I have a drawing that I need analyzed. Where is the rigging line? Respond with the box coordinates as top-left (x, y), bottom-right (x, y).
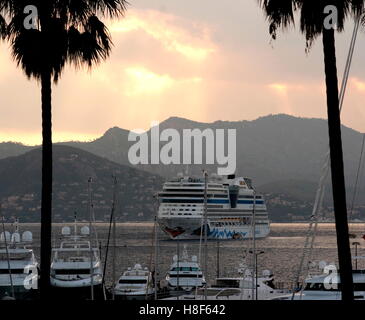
top-left (101, 199), bottom-right (113, 288)
top-left (239, 203), bottom-right (254, 300)
top-left (1, 215), bottom-right (14, 299)
top-left (146, 213), bottom-right (156, 300)
top-left (88, 178), bottom-right (95, 301)
top-left (299, 183), bottom-right (327, 299)
top-left (349, 134), bottom-right (365, 224)
top-left (195, 182), bottom-right (206, 299)
top-left (239, 210), bottom-right (254, 300)
top-left (292, 14), bottom-right (361, 300)
top-left (101, 177), bottom-right (117, 293)
top-left (153, 215), bottom-right (159, 300)
top-left (339, 17), bottom-right (360, 112)
top-left (355, 144), bottom-right (365, 197)
top-left (203, 171), bottom-right (208, 300)
top-left (90, 185), bottom-right (99, 246)
top-left (356, 145), bottom-right (365, 237)
top-left (240, 192), bottom-right (257, 300)
top-left (111, 176), bottom-right (117, 301)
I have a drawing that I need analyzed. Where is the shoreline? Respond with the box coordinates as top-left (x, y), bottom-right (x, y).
top-left (7, 221), bottom-right (365, 227)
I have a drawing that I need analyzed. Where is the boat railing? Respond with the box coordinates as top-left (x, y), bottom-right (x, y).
top-left (274, 281), bottom-right (297, 291)
top-left (195, 287), bottom-right (241, 298)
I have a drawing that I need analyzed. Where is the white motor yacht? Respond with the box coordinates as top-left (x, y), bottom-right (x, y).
top-left (0, 223), bottom-right (38, 300)
top-left (166, 245), bottom-right (205, 293)
top-left (50, 224), bottom-right (103, 299)
top-left (114, 264), bottom-right (155, 300)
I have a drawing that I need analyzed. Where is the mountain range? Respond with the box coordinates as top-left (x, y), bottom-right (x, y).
top-left (1, 114), bottom-right (365, 222)
top-left (0, 145), bottom-right (164, 222)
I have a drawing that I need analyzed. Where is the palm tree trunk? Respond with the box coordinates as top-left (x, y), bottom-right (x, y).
top-left (322, 28), bottom-right (353, 301)
top-left (39, 69), bottom-right (52, 299)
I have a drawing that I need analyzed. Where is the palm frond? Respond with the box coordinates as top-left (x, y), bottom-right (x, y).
top-left (68, 18), bottom-right (111, 69)
top-left (4, 0), bottom-right (128, 81)
top-left (257, 0), bottom-right (296, 40)
top-left (259, 0), bottom-right (365, 49)
top-left (87, 0), bottom-right (129, 17)
top-left (0, 13), bottom-right (6, 39)
top-left (11, 28), bottom-right (43, 79)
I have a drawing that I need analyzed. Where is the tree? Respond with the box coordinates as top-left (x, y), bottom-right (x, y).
top-left (257, 0), bottom-right (364, 301)
top-left (0, 0), bottom-right (128, 299)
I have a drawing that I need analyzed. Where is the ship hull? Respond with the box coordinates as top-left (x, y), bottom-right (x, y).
top-left (158, 217), bottom-right (270, 240)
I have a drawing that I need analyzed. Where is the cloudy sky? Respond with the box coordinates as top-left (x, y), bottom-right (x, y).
top-left (1, 0), bottom-right (365, 145)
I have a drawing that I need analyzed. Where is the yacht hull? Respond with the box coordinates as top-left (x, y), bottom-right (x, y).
top-left (114, 292), bottom-right (155, 301)
top-left (50, 283), bottom-right (104, 300)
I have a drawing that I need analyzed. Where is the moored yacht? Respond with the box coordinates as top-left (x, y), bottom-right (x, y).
top-left (163, 265), bottom-right (290, 300)
top-left (166, 245), bottom-right (205, 293)
top-left (114, 264), bottom-right (155, 300)
top-left (272, 262), bottom-right (365, 300)
top-left (50, 223), bottom-right (103, 300)
top-left (0, 223), bottom-right (38, 300)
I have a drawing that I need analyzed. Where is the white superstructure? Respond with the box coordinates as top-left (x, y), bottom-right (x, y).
top-left (157, 174), bottom-right (270, 240)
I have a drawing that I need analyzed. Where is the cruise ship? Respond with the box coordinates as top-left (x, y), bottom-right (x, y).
top-left (157, 174), bottom-right (270, 240)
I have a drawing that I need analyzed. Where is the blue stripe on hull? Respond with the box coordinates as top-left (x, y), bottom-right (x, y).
top-left (161, 199), bottom-right (265, 204)
top-left (209, 228), bottom-right (248, 239)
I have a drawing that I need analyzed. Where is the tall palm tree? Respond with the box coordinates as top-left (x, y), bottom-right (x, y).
top-left (257, 0), bottom-right (364, 301)
top-left (0, 0), bottom-right (128, 299)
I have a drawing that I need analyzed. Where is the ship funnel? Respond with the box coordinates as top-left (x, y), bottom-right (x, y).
top-left (229, 185), bottom-right (239, 208)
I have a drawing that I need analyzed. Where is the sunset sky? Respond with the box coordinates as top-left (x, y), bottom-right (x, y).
top-left (1, 0), bottom-right (365, 145)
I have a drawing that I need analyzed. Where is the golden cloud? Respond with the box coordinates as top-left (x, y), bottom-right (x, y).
top-left (108, 9), bottom-right (216, 61)
top-left (352, 78), bottom-right (365, 92)
top-left (268, 83), bottom-right (288, 95)
top-left (124, 66), bottom-right (202, 96)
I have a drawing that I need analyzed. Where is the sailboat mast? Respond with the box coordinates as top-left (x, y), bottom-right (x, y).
top-left (1, 213), bottom-right (14, 299)
top-left (154, 214), bottom-right (158, 300)
top-left (203, 171), bottom-right (208, 300)
top-left (177, 240), bottom-right (180, 300)
top-left (88, 178), bottom-right (94, 301)
top-left (101, 176), bottom-right (117, 298)
top-left (216, 240), bottom-right (220, 278)
top-left (112, 176), bottom-right (117, 301)
top-left (251, 188), bottom-right (256, 300)
top-left (74, 211), bottom-right (77, 236)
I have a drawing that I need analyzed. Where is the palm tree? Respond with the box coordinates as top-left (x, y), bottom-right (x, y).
top-left (257, 0), bottom-right (364, 301)
top-left (0, 0), bottom-right (128, 299)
